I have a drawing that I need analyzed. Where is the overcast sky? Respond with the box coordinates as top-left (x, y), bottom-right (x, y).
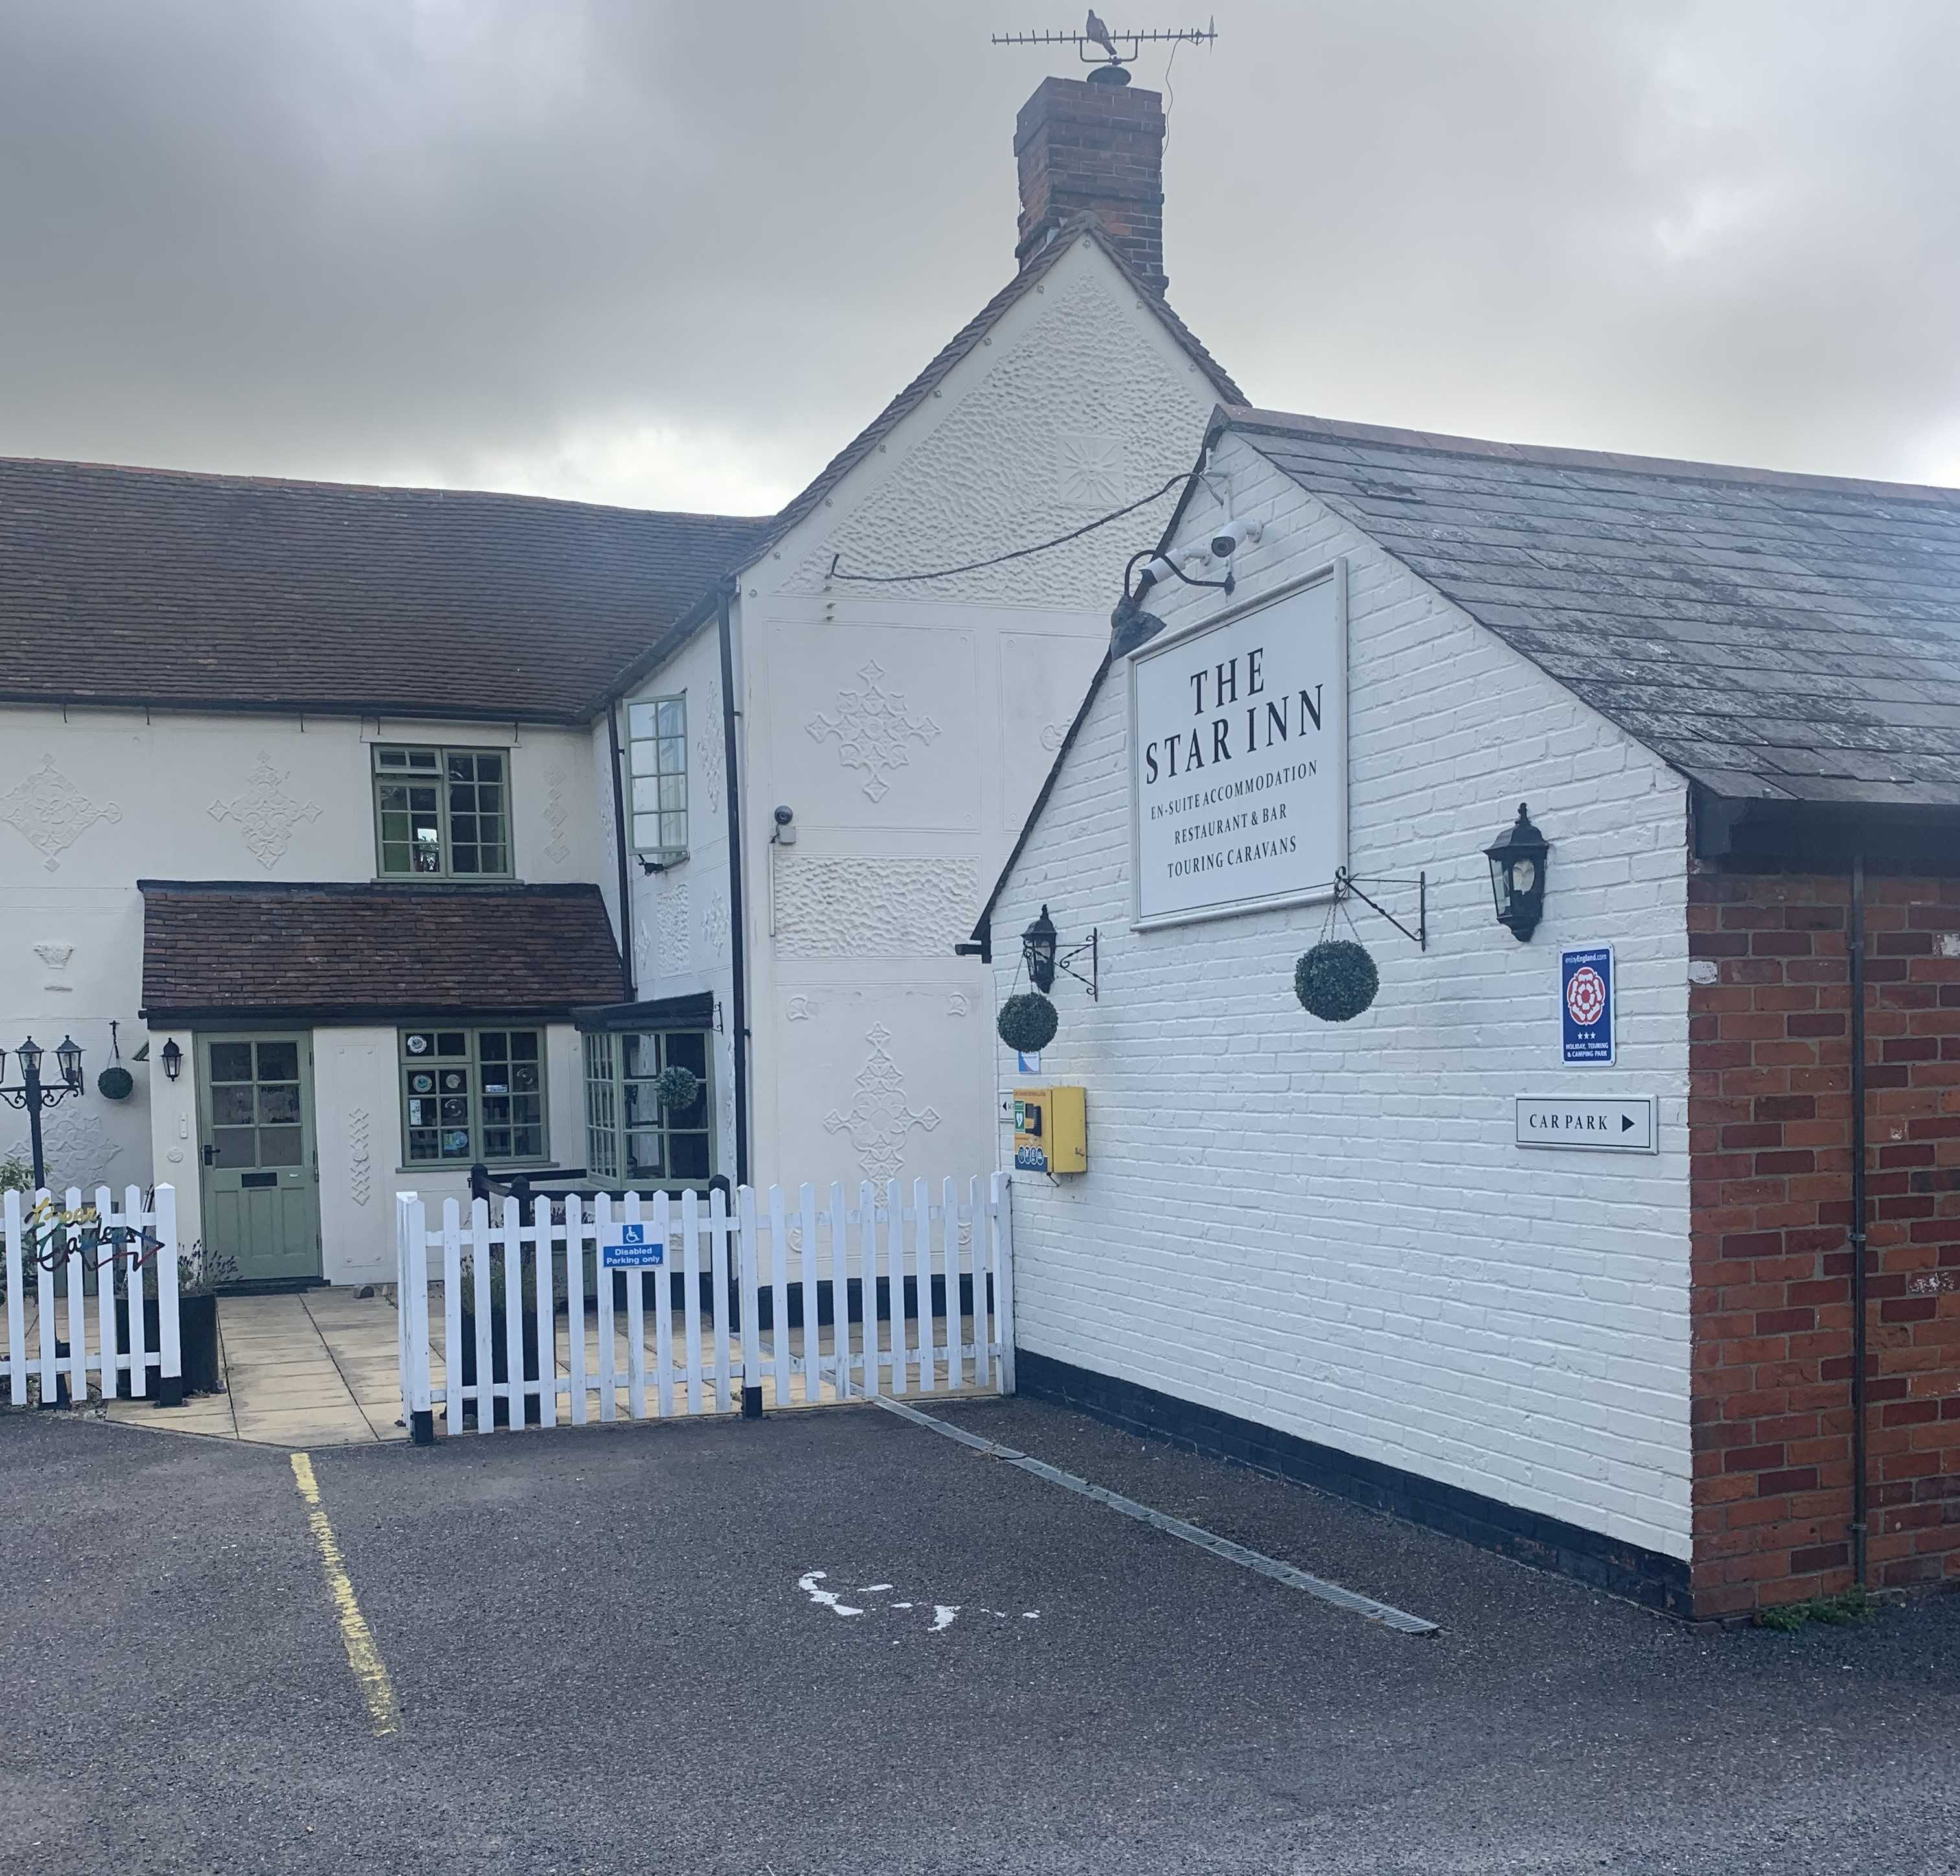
top-left (4, 1), bottom-right (1958, 514)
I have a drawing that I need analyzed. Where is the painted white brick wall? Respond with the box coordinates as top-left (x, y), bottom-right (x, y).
top-left (990, 434), bottom-right (1695, 1560)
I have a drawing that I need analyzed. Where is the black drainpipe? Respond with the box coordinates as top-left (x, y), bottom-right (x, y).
top-left (718, 578), bottom-right (750, 1188)
top-left (605, 699), bottom-right (636, 998)
top-left (1849, 852), bottom-right (1870, 1585)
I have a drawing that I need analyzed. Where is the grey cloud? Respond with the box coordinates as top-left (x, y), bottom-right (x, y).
top-left (1, 0), bottom-right (1957, 510)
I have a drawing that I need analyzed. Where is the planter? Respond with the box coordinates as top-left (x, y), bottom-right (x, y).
top-left (458, 1306), bottom-right (544, 1427)
top-left (111, 1292), bottom-right (221, 1398)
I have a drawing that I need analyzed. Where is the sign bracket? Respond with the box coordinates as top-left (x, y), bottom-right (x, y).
top-left (1333, 869), bottom-right (1426, 952)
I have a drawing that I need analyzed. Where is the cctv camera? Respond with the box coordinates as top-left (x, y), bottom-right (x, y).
top-left (1135, 554), bottom-right (1178, 592)
top-left (1209, 516), bottom-right (1263, 557)
top-left (773, 804), bottom-right (794, 826)
top-left (771, 803), bottom-right (798, 847)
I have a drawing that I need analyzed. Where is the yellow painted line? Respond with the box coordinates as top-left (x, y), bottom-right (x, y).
top-left (288, 1452), bottom-right (401, 1737)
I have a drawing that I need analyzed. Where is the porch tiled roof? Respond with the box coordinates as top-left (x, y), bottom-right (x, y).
top-left (138, 880), bottom-right (625, 1022)
top-left (0, 458), bottom-right (770, 723)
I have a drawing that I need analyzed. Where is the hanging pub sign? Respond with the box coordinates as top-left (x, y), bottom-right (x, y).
top-left (1128, 565), bottom-right (1348, 929)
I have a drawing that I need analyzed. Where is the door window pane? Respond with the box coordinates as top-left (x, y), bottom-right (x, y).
top-left (209, 1042), bottom-right (253, 1083)
top-left (213, 1085), bottom-right (255, 1127)
top-left (257, 1041), bottom-right (299, 1081)
top-left (258, 1084), bottom-right (301, 1125)
top-left (211, 1127), bottom-right (256, 1168)
top-left (257, 1127), bottom-right (304, 1167)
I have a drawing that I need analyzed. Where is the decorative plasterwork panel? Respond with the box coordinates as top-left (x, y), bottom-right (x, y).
top-left (822, 1023), bottom-right (942, 1184)
top-left (1055, 432), bottom-right (1125, 507)
top-left (805, 662), bottom-right (942, 804)
top-left (208, 753), bottom-right (321, 869)
top-left (653, 882), bottom-right (692, 975)
top-left (695, 677), bottom-right (726, 821)
top-left (701, 894), bottom-right (730, 963)
top-left (347, 1108), bottom-right (373, 1206)
top-left (9, 1106), bottom-right (121, 1192)
top-left (775, 858), bottom-right (980, 959)
top-left (543, 764), bottom-right (572, 863)
top-left (1, 757), bottom-right (122, 872)
top-left (1040, 722), bottom-right (1068, 753)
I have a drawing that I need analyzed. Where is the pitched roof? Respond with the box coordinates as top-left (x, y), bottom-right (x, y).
top-left (0, 457), bottom-right (770, 724)
top-left (600, 217), bottom-right (1242, 709)
top-left (752, 215), bottom-right (1242, 567)
top-left (1227, 407), bottom-right (1960, 809)
top-left (137, 880), bottom-right (625, 1022)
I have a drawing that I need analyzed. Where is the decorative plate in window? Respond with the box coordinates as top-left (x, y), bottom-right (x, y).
top-left (407, 1035), bottom-right (430, 1054)
top-left (411, 1072), bottom-right (434, 1094)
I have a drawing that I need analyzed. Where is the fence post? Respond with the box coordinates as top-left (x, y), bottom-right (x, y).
top-left (3, 1189), bottom-right (23, 1407)
top-left (738, 1186), bottom-right (762, 1418)
top-left (991, 1171), bottom-right (1016, 1398)
top-left (405, 1195), bottom-right (434, 1444)
top-left (154, 1185), bottom-right (182, 1408)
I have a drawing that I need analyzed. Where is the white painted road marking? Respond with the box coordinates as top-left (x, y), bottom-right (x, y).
top-left (874, 1396), bottom-right (1441, 1637)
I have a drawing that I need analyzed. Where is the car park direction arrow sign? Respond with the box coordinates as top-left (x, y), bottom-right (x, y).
top-left (1515, 1096), bottom-right (1657, 1153)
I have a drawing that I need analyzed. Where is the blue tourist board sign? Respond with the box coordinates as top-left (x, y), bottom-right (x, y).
top-left (1560, 946), bottom-right (1615, 1065)
top-left (600, 1221), bottom-right (664, 1269)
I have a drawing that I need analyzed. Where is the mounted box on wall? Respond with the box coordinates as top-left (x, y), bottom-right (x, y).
top-left (1013, 1085), bottom-right (1086, 1175)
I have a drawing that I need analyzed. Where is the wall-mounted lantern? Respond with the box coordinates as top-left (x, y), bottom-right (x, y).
top-left (1019, 904), bottom-right (1098, 1002)
top-left (159, 1038), bottom-right (183, 1082)
top-left (1022, 906), bottom-right (1059, 992)
top-left (1485, 803), bottom-right (1550, 942)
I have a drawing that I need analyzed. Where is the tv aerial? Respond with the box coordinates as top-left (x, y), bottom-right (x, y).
top-left (992, 11), bottom-right (1217, 86)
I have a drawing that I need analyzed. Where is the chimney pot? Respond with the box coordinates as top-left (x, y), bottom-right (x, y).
top-left (1014, 76), bottom-right (1168, 296)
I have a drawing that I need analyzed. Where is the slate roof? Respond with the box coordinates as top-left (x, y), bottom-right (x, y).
top-left (0, 458), bottom-right (771, 723)
top-left (138, 880), bottom-right (625, 1021)
top-left (1226, 407), bottom-right (1960, 808)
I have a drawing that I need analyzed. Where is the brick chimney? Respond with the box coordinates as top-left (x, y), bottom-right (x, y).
top-left (1014, 76), bottom-right (1167, 296)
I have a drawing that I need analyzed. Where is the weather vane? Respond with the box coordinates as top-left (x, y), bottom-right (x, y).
top-left (992, 12), bottom-right (1217, 86)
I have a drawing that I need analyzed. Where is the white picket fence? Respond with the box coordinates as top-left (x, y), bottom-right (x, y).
top-left (3, 1185), bottom-right (182, 1407)
top-left (395, 1174), bottom-right (1014, 1438)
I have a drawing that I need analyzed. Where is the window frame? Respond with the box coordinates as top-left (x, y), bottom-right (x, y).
top-left (398, 1026), bottom-right (549, 1169)
top-left (372, 743), bottom-right (514, 880)
top-left (626, 694), bottom-right (689, 863)
top-left (582, 1027), bottom-right (715, 1191)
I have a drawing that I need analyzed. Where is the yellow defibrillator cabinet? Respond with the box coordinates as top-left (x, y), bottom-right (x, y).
top-left (1012, 1086), bottom-right (1086, 1175)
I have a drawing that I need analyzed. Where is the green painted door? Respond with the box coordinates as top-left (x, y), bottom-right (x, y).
top-left (198, 1034), bottom-right (321, 1284)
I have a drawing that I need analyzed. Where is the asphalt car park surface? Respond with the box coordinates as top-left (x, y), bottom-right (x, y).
top-left (5, 1395), bottom-right (1960, 1875)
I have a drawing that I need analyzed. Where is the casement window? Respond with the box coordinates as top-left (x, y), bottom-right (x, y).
top-left (401, 1027), bottom-right (546, 1164)
top-left (627, 696), bottom-right (688, 861)
top-left (374, 745), bottom-right (511, 878)
top-left (582, 1029), bottom-right (712, 1187)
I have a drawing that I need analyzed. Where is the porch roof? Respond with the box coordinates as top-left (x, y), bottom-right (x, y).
top-left (137, 880), bottom-right (626, 1024)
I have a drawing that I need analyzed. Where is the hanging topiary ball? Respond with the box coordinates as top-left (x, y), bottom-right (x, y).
top-left (96, 1066), bottom-right (134, 1101)
top-left (996, 991), bottom-right (1058, 1055)
top-left (1294, 939), bottom-right (1379, 1023)
top-left (653, 1064), bottom-right (700, 1112)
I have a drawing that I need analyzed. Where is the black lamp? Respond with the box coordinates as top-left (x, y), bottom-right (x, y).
top-left (54, 1035), bottom-right (84, 1091)
top-left (1022, 906), bottom-right (1059, 992)
top-left (1486, 803), bottom-right (1550, 942)
top-left (15, 1036), bottom-right (41, 1081)
top-left (159, 1038), bottom-right (183, 1082)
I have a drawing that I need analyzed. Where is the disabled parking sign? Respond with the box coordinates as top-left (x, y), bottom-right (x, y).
top-left (1561, 946), bottom-right (1615, 1065)
top-left (600, 1221), bottom-right (664, 1269)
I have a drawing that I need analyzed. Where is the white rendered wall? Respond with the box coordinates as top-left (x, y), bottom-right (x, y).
top-left (734, 237), bottom-right (1225, 1200)
top-left (989, 434), bottom-right (1695, 1560)
top-left (0, 705), bottom-right (600, 1268)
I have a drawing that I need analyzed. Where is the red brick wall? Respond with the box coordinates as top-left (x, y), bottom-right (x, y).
top-left (1688, 869), bottom-right (1960, 1617)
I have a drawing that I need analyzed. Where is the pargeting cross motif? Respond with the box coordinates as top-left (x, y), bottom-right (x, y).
top-left (0, 757), bottom-right (122, 872)
top-left (822, 1023), bottom-right (940, 1183)
top-left (208, 753), bottom-right (322, 869)
top-left (805, 662), bottom-right (940, 803)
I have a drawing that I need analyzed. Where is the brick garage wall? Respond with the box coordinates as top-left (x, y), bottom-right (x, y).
top-left (1688, 869), bottom-right (1960, 1616)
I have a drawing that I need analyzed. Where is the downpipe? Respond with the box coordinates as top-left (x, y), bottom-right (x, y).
top-left (1849, 852), bottom-right (1870, 1586)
